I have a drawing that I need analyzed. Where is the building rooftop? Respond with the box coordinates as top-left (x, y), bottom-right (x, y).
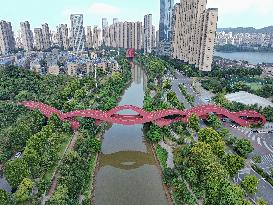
top-left (226, 91), bottom-right (273, 108)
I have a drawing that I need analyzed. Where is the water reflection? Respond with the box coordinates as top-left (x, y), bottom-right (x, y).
top-left (100, 148), bottom-right (155, 170)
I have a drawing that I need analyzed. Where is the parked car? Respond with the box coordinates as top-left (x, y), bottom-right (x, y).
top-left (15, 152), bottom-right (22, 158)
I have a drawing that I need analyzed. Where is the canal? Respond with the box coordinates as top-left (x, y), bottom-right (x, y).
top-left (94, 64), bottom-right (169, 205)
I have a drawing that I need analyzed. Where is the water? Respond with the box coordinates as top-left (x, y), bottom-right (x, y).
top-left (214, 51), bottom-right (273, 64)
top-left (94, 64), bottom-right (168, 205)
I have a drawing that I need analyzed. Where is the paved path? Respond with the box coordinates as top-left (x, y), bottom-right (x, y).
top-left (159, 141), bottom-right (174, 169)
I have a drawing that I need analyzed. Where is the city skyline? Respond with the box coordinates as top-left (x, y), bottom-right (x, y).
top-left (1, 0), bottom-right (273, 32)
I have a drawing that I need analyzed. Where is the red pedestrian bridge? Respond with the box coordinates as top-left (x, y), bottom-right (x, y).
top-left (20, 101), bottom-right (267, 130)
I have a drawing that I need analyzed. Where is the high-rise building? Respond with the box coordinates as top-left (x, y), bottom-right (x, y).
top-left (20, 21), bottom-right (33, 51)
top-left (93, 26), bottom-right (102, 49)
top-left (102, 18), bottom-right (108, 28)
top-left (113, 18), bottom-right (119, 25)
top-left (0, 20), bottom-right (15, 55)
top-left (15, 30), bottom-right (23, 49)
top-left (102, 18), bottom-right (108, 45)
top-left (56, 24), bottom-right (69, 50)
top-left (70, 14), bottom-right (85, 53)
top-left (151, 25), bottom-right (156, 48)
top-left (34, 28), bottom-right (44, 51)
top-left (42, 23), bottom-right (51, 50)
top-left (171, 1), bottom-right (218, 71)
top-left (144, 14), bottom-right (152, 54)
top-left (159, 0), bottom-right (174, 42)
top-left (156, 30), bottom-right (160, 47)
top-left (86, 26), bottom-right (93, 49)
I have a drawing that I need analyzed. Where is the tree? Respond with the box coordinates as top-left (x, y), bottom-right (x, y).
top-left (222, 154), bottom-right (245, 176)
top-left (188, 114), bottom-right (200, 132)
top-left (234, 139), bottom-right (254, 158)
top-left (0, 189), bottom-right (9, 205)
top-left (198, 127), bottom-right (225, 157)
top-left (240, 175), bottom-right (259, 195)
top-left (207, 114), bottom-right (222, 129)
top-left (48, 185), bottom-right (69, 205)
top-left (219, 182), bottom-right (247, 205)
top-left (4, 158), bottom-right (29, 189)
top-left (257, 198), bottom-right (268, 205)
top-left (146, 125), bottom-right (162, 143)
top-left (15, 178), bottom-right (34, 203)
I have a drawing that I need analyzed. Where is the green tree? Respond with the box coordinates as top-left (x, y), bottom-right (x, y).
top-left (240, 175), bottom-right (259, 195)
top-left (48, 185), bottom-right (69, 205)
top-left (0, 189), bottom-right (9, 205)
top-left (188, 114), bottom-right (200, 132)
top-left (222, 154), bottom-right (245, 176)
top-left (15, 178), bottom-right (34, 203)
top-left (207, 114), bottom-right (222, 129)
top-left (146, 125), bottom-right (162, 143)
top-left (234, 139), bottom-right (254, 158)
top-left (257, 198), bottom-right (268, 205)
top-left (4, 158), bottom-right (29, 189)
top-left (198, 127), bottom-right (225, 157)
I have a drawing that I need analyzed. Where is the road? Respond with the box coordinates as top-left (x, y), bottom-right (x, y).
top-left (171, 70), bottom-right (273, 204)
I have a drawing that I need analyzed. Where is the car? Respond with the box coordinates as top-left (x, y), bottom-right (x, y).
top-left (258, 130), bottom-right (268, 134)
top-left (268, 130), bottom-right (273, 133)
top-left (15, 152), bottom-right (22, 158)
top-left (251, 130), bottom-right (259, 133)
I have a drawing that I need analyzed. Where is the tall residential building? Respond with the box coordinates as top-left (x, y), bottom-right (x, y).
top-left (151, 25), bottom-right (156, 48)
top-left (86, 26), bottom-right (93, 49)
top-left (42, 23), bottom-right (51, 50)
top-left (159, 0), bottom-right (174, 42)
top-left (20, 21), bottom-right (33, 51)
top-left (102, 18), bottom-right (108, 28)
top-left (171, 1), bottom-right (218, 71)
top-left (144, 14), bottom-right (152, 54)
top-left (56, 24), bottom-right (69, 50)
top-left (102, 18), bottom-right (108, 45)
top-left (93, 26), bottom-right (102, 49)
top-left (34, 28), bottom-right (44, 51)
top-left (15, 30), bottom-right (23, 49)
top-left (156, 30), bottom-right (160, 47)
top-left (70, 14), bottom-right (85, 53)
top-left (0, 20), bottom-right (15, 55)
top-left (113, 18), bottom-right (119, 24)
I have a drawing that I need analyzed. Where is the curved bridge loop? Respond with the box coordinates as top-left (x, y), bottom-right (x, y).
top-left (19, 101), bottom-right (267, 130)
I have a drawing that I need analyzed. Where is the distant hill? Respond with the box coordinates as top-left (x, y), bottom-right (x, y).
top-left (217, 26), bottom-right (273, 34)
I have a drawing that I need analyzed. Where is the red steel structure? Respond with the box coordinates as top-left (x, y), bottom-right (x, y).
top-left (20, 101), bottom-right (267, 130)
top-left (126, 48), bottom-right (135, 58)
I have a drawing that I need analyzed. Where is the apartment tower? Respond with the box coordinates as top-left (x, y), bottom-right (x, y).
top-left (0, 20), bottom-right (15, 55)
top-left (42, 23), bottom-right (51, 50)
top-left (20, 21), bottom-right (33, 51)
top-left (56, 24), bottom-right (69, 50)
top-left (86, 26), bottom-right (93, 49)
top-left (34, 28), bottom-right (44, 50)
top-left (171, 0), bottom-right (218, 71)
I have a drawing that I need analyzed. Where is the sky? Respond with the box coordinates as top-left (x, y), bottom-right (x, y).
top-left (0, 0), bottom-right (273, 33)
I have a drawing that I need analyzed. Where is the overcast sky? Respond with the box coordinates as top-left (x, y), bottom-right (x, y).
top-left (0, 0), bottom-right (273, 32)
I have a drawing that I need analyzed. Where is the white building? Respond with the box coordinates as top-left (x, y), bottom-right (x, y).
top-left (70, 14), bottom-right (85, 53)
top-left (144, 14), bottom-right (153, 54)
